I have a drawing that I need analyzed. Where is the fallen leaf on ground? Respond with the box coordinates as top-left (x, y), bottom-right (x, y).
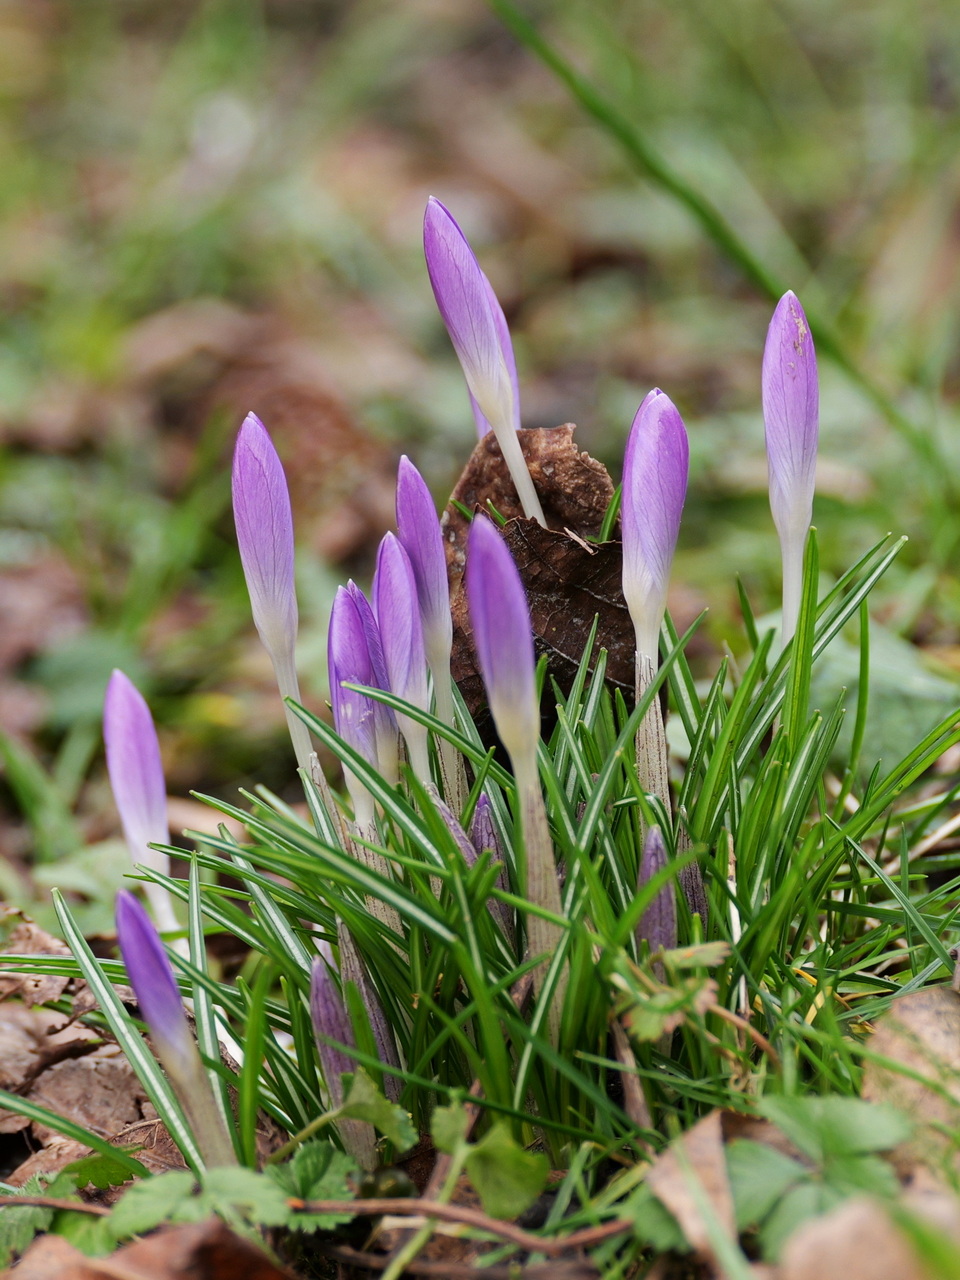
top-left (6, 1217), bottom-right (292, 1280)
top-left (646, 1109), bottom-right (736, 1265)
top-left (0, 916), bottom-right (72, 1008)
top-left (776, 1197), bottom-right (923, 1280)
top-left (862, 985), bottom-right (960, 1174)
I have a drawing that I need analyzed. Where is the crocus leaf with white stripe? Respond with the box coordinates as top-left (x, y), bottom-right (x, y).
top-left (423, 197), bottom-right (545, 525)
top-left (104, 670), bottom-right (180, 940)
top-left (762, 290), bottom-right (819, 645)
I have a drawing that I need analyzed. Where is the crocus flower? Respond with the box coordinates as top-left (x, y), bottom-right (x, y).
top-left (621, 389), bottom-right (689, 665)
top-left (116, 890), bottom-right (235, 1167)
top-left (636, 827), bottom-right (677, 964)
top-left (466, 516), bottom-right (564, 1033)
top-left (423, 197), bottom-right (545, 525)
top-left (762, 291), bottom-right (819, 645)
top-left (336, 921), bottom-right (401, 1102)
top-left (328, 586), bottom-right (380, 830)
top-left (232, 412), bottom-right (314, 775)
top-left (345, 581), bottom-right (399, 785)
top-left (311, 944), bottom-right (377, 1169)
top-left (104, 670), bottom-right (180, 942)
top-left (396, 456), bottom-right (465, 807)
top-left (374, 533), bottom-right (432, 783)
top-left (328, 588), bottom-right (402, 934)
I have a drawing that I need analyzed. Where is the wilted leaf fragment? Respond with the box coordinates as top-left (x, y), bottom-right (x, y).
top-left (778, 1196), bottom-right (925, 1280)
top-left (863, 986), bottom-right (960, 1170)
top-left (647, 1110), bottom-right (737, 1263)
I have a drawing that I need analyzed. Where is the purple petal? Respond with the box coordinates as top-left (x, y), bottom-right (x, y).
top-left (470, 794), bottom-right (501, 863)
top-left (396, 456), bottom-right (452, 671)
top-left (621, 389), bottom-right (689, 660)
top-left (423, 197), bottom-right (520, 438)
top-left (636, 827), bottom-right (676, 957)
top-left (104, 670), bottom-right (169, 864)
top-left (465, 516), bottom-right (538, 757)
top-left (328, 586), bottom-right (378, 767)
top-left (231, 413), bottom-right (298, 661)
top-left (762, 291), bottom-right (819, 541)
top-left (116, 890), bottom-right (191, 1061)
top-left (346, 581), bottom-right (398, 743)
top-left (373, 534), bottom-right (429, 715)
top-left (310, 947), bottom-right (357, 1109)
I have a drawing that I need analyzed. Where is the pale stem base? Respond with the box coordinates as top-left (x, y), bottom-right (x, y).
top-left (432, 670), bottom-right (467, 814)
top-left (779, 531), bottom-right (805, 650)
top-left (496, 426), bottom-right (546, 526)
top-left (634, 654), bottom-right (671, 827)
top-left (514, 753), bottom-right (566, 1043)
top-left (349, 817), bottom-right (403, 938)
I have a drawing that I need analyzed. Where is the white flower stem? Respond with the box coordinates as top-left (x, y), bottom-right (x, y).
top-left (495, 426), bottom-right (546, 526)
top-left (780, 530), bottom-right (805, 649)
top-left (634, 653), bottom-right (671, 829)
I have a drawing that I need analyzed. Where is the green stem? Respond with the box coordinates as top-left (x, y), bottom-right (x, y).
top-left (380, 1147), bottom-right (469, 1280)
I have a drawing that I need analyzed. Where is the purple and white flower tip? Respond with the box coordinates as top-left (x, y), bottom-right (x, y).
top-left (104, 671), bottom-right (179, 937)
top-left (345, 581), bottom-right (399, 783)
top-left (424, 199), bottom-right (545, 525)
top-left (231, 413), bottom-right (298, 667)
top-left (423, 197), bottom-right (520, 441)
top-left (104, 671), bottom-right (169, 868)
top-left (116, 890), bottom-right (192, 1067)
top-left (328, 586), bottom-right (379, 777)
top-left (621, 389), bottom-right (689, 664)
top-left (636, 826), bottom-right (676, 959)
top-left (762, 291), bottom-right (819, 643)
top-left (466, 516), bottom-right (539, 761)
top-left (374, 533), bottom-right (431, 781)
top-left (396, 456), bottom-right (452, 675)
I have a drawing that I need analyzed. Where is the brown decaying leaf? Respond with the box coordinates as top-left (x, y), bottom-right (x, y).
top-left (7, 1218), bottom-right (292, 1280)
top-left (646, 1109), bottom-right (736, 1264)
top-left (444, 425), bottom-right (633, 723)
top-left (0, 915), bottom-right (71, 1008)
top-left (862, 985), bottom-right (960, 1173)
top-left (777, 1196), bottom-right (925, 1280)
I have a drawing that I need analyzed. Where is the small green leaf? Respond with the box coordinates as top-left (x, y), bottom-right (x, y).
top-left (0, 1176), bottom-right (63, 1267)
top-left (64, 1150), bottom-right (140, 1191)
top-left (463, 1124), bottom-right (549, 1220)
top-left (624, 1184), bottom-right (687, 1252)
top-left (340, 1068), bottom-right (416, 1153)
top-left (726, 1140), bottom-right (806, 1230)
top-left (431, 1102), bottom-right (470, 1156)
top-left (51, 1210), bottom-right (115, 1257)
top-left (266, 1140), bottom-right (357, 1232)
top-left (192, 1167), bottom-right (290, 1229)
top-left (758, 1097), bottom-right (912, 1164)
top-left (758, 1181), bottom-right (843, 1261)
top-left (823, 1153), bottom-right (900, 1200)
top-left (108, 1171), bottom-right (196, 1241)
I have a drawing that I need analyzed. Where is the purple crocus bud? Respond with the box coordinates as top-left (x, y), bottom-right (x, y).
top-left (621, 389), bottom-right (689, 664)
top-left (374, 533), bottom-right (431, 782)
top-left (232, 413), bottom-right (297, 671)
top-left (423, 197), bottom-right (519, 441)
top-left (116, 890), bottom-right (235, 1166)
top-left (116, 889), bottom-right (191, 1068)
top-left (311, 945), bottom-right (377, 1169)
top-left (423, 198), bottom-right (545, 525)
top-left (636, 827), bottom-right (677, 961)
top-left (232, 412), bottom-right (316, 774)
top-left (465, 516), bottom-right (538, 762)
top-left (762, 292), bottom-right (819, 644)
top-left (328, 587), bottom-right (379, 825)
top-left (470, 794), bottom-right (501, 863)
top-left (104, 671), bottom-right (179, 938)
top-left (396, 457), bottom-right (452, 676)
top-left (345, 581), bottom-right (399, 784)
top-left (336, 922), bottom-right (401, 1102)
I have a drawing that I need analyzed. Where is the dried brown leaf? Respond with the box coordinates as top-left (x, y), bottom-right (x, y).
top-left (777, 1197), bottom-right (924, 1280)
top-left (0, 918), bottom-right (71, 1008)
top-left (646, 1109), bottom-right (736, 1264)
top-left (862, 986), bottom-right (960, 1173)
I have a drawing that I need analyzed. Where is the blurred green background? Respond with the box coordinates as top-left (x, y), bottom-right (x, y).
top-left (2, 0), bottom-right (960, 918)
